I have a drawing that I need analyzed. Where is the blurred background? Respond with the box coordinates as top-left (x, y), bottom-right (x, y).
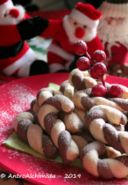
top-left (12, 0), bottom-right (104, 11)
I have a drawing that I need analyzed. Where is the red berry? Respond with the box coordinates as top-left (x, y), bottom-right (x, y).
top-left (91, 84), bottom-right (107, 97)
top-left (108, 85), bottom-right (124, 97)
top-left (73, 40), bottom-right (88, 56)
top-left (76, 56), bottom-right (90, 71)
top-left (90, 63), bottom-right (107, 79)
top-left (92, 50), bottom-right (106, 63)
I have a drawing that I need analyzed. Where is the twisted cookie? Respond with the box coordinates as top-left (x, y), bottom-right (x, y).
top-left (31, 99), bottom-right (40, 114)
top-left (38, 94), bottom-right (79, 162)
top-left (106, 146), bottom-right (121, 159)
top-left (60, 80), bottom-right (74, 99)
top-left (30, 87), bottom-right (60, 114)
top-left (81, 141), bottom-right (128, 179)
top-left (72, 131), bottom-right (94, 151)
top-left (14, 71), bottom-right (128, 179)
top-left (63, 112), bottom-right (84, 134)
top-left (85, 105), bottom-right (128, 153)
top-left (74, 108), bottom-right (86, 123)
top-left (14, 112), bottom-right (58, 159)
top-left (86, 104), bottom-right (127, 126)
top-left (73, 90), bottom-right (123, 111)
top-left (69, 69), bottom-right (97, 90)
top-left (14, 112), bottom-right (34, 131)
top-left (110, 98), bottom-right (128, 112)
top-left (37, 87), bottom-right (60, 106)
top-left (118, 84), bottom-right (128, 99)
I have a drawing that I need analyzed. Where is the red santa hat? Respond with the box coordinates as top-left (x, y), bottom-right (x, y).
top-left (0, 0), bottom-right (13, 13)
top-left (0, 0), bottom-right (8, 4)
top-left (70, 2), bottom-right (102, 28)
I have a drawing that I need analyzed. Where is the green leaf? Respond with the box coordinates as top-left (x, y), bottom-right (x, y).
top-left (4, 132), bottom-right (82, 168)
top-left (4, 132), bottom-right (62, 163)
top-left (48, 83), bottom-right (60, 91)
top-left (4, 132), bottom-right (43, 159)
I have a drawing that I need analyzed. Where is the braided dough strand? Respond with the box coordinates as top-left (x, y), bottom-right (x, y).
top-left (110, 98), bottom-right (128, 112)
top-left (14, 112), bottom-right (58, 158)
top-left (37, 87), bottom-right (60, 106)
top-left (37, 94), bottom-right (79, 162)
top-left (85, 105), bottom-right (128, 153)
top-left (81, 141), bottom-right (128, 179)
top-left (69, 69), bottom-right (97, 90)
top-left (86, 105), bottom-right (127, 126)
top-left (73, 91), bottom-right (124, 112)
top-left (63, 112), bottom-right (84, 133)
top-left (60, 80), bottom-right (74, 99)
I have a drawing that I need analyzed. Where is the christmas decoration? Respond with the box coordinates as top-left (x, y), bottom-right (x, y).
top-left (91, 84), bottom-right (107, 97)
top-left (75, 40), bottom-right (126, 98)
top-left (41, 2), bottom-right (104, 73)
top-left (98, 0), bottom-right (128, 77)
top-left (0, 0), bottom-right (49, 77)
top-left (76, 56), bottom-right (91, 71)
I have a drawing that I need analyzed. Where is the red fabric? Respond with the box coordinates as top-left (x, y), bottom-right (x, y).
top-left (105, 42), bottom-right (128, 66)
top-left (0, 0), bottom-right (8, 5)
top-left (40, 19), bottom-right (62, 38)
top-left (30, 9), bottom-right (70, 19)
top-left (75, 2), bottom-right (102, 20)
top-left (87, 36), bottom-right (104, 55)
top-left (0, 74), bottom-right (16, 85)
top-left (41, 20), bottom-right (75, 69)
top-left (49, 26), bottom-right (76, 54)
top-left (106, 75), bottom-right (128, 86)
top-left (0, 25), bottom-right (21, 46)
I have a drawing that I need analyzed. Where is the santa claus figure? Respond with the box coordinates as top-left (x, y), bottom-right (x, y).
top-left (0, 0), bottom-right (49, 77)
top-left (98, 0), bottom-right (128, 76)
top-left (41, 2), bottom-right (104, 73)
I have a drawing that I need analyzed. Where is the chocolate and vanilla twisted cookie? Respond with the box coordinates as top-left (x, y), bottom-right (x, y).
top-left (14, 112), bottom-right (58, 159)
top-left (81, 141), bottom-right (128, 179)
top-left (31, 99), bottom-right (40, 114)
top-left (63, 112), bottom-right (84, 134)
top-left (60, 69), bottom-right (96, 98)
top-left (72, 90), bottom-right (125, 112)
top-left (37, 87), bottom-right (60, 106)
top-left (37, 93), bottom-right (79, 162)
top-left (72, 131), bottom-right (94, 151)
top-left (85, 105), bottom-right (128, 153)
top-left (110, 98), bottom-right (128, 113)
top-left (30, 87), bottom-right (60, 114)
top-left (60, 80), bottom-right (74, 99)
top-left (69, 69), bottom-right (97, 90)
